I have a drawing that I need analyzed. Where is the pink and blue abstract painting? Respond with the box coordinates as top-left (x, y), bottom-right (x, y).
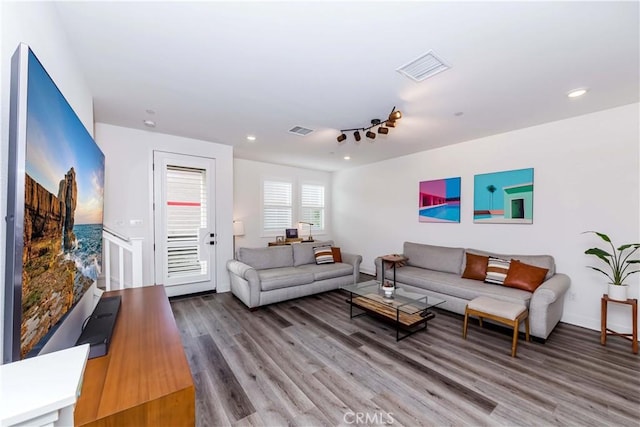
top-left (419, 177), bottom-right (461, 223)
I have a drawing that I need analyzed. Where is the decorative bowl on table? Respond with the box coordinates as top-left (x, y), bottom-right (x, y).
top-left (381, 282), bottom-right (395, 298)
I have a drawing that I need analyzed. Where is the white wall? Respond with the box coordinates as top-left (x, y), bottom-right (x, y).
top-left (95, 123), bottom-right (234, 292)
top-left (333, 103), bottom-right (640, 334)
top-left (1, 2), bottom-right (94, 361)
top-left (234, 159), bottom-right (333, 249)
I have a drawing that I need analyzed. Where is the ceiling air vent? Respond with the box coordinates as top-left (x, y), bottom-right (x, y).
top-left (289, 126), bottom-right (314, 136)
top-left (396, 50), bottom-right (450, 82)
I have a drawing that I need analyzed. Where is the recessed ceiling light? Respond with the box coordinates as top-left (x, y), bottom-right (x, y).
top-left (567, 88), bottom-right (588, 98)
top-left (143, 119), bottom-right (156, 128)
top-left (246, 135), bottom-right (256, 141)
top-left (343, 156), bottom-right (350, 160)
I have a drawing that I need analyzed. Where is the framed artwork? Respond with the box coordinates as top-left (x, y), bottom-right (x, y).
top-left (285, 228), bottom-right (298, 239)
top-left (418, 177), bottom-right (461, 223)
top-left (473, 168), bottom-right (534, 224)
top-left (276, 236), bottom-right (285, 244)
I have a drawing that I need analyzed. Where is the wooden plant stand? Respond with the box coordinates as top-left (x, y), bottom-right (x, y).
top-left (600, 294), bottom-right (638, 354)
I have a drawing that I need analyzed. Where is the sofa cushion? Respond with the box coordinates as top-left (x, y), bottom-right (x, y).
top-left (404, 242), bottom-right (465, 275)
top-left (485, 257), bottom-right (511, 285)
top-left (238, 246), bottom-right (293, 270)
top-left (258, 267), bottom-right (315, 291)
top-left (461, 253), bottom-right (489, 281)
top-left (466, 248), bottom-right (555, 280)
top-left (504, 260), bottom-right (549, 292)
top-left (297, 262), bottom-right (353, 281)
top-left (392, 266), bottom-right (532, 306)
top-left (292, 240), bottom-right (334, 266)
top-left (314, 245), bottom-right (335, 264)
top-left (332, 247), bottom-right (342, 263)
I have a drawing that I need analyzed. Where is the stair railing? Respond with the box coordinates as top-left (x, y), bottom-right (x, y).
top-left (102, 227), bottom-right (143, 290)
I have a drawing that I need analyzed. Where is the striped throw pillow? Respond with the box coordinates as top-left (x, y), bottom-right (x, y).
top-left (484, 257), bottom-right (511, 285)
top-left (313, 245), bottom-right (335, 264)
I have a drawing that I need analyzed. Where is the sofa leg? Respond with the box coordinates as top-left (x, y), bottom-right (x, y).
top-left (249, 306), bottom-right (259, 312)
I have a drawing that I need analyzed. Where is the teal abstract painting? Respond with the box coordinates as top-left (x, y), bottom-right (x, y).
top-left (473, 168), bottom-right (534, 224)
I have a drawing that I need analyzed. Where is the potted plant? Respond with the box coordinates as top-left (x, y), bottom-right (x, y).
top-left (584, 231), bottom-right (640, 301)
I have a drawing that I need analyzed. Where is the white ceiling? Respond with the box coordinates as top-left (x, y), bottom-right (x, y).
top-left (54, 1), bottom-right (639, 172)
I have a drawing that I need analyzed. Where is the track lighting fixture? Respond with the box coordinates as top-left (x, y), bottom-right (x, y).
top-left (336, 106), bottom-right (402, 145)
top-left (388, 109), bottom-right (402, 121)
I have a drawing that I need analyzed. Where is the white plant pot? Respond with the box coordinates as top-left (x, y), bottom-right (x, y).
top-left (608, 284), bottom-right (628, 301)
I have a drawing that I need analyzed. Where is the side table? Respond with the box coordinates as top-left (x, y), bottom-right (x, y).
top-left (380, 254), bottom-right (408, 288)
top-left (600, 294), bottom-right (638, 354)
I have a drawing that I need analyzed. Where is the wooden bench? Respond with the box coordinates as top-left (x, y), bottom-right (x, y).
top-left (463, 296), bottom-right (530, 357)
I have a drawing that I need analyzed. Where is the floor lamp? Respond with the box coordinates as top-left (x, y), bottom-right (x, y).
top-left (233, 220), bottom-right (245, 259)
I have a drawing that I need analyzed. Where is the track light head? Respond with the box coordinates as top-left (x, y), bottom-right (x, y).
top-left (378, 126), bottom-right (389, 135)
top-left (366, 130), bottom-right (376, 139)
top-left (388, 110), bottom-right (402, 121)
top-left (386, 120), bottom-right (396, 128)
top-left (354, 131), bottom-right (361, 142)
top-left (337, 133), bottom-right (346, 143)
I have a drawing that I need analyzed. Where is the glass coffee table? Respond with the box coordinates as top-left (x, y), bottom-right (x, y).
top-left (341, 280), bottom-right (445, 341)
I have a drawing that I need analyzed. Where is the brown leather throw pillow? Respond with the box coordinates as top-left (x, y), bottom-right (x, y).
top-left (503, 260), bottom-right (549, 292)
top-left (461, 253), bottom-right (489, 281)
top-left (331, 247), bottom-right (342, 263)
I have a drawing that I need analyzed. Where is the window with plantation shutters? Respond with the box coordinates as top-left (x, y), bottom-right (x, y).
top-left (300, 184), bottom-right (325, 232)
top-left (166, 165), bottom-right (207, 278)
top-left (263, 180), bottom-right (292, 233)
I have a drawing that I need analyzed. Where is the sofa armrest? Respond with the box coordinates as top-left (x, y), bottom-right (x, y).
top-left (531, 273), bottom-right (571, 305)
top-left (341, 252), bottom-right (362, 283)
top-left (226, 259), bottom-right (261, 307)
top-left (227, 259), bottom-right (255, 279)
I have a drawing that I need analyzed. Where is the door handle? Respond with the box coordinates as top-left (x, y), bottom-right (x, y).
top-left (210, 233), bottom-right (215, 237)
top-left (209, 241), bottom-right (216, 245)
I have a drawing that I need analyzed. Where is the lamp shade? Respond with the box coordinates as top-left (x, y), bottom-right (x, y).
top-left (233, 220), bottom-right (245, 236)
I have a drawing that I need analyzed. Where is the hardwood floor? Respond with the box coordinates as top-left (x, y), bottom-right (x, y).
top-left (171, 284), bottom-right (639, 426)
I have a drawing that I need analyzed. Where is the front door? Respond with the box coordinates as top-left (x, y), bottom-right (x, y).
top-left (153, 151), bottom-right (216, 296)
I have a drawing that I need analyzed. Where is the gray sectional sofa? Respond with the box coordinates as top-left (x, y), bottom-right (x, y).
top-left (227, 241), bottom-right (362, 309)
top-left (375, 242), bottom-right (571, 340)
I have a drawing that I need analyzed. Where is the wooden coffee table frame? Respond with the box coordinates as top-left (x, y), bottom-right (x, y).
top-left (346, 291), bottom-right (437, 341)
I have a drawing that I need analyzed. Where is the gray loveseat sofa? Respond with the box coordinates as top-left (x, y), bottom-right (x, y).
top-left (375, 242), bottom-right (571, 340)
top-left (227, 241), bottom-right (362, 309)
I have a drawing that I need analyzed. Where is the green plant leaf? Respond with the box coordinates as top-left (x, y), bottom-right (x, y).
top-left (586, 266), bottom-right (614, 282)
top-left (618, 243), bottom-right (640, 251)
top-left (585, 247), bottom-right (612, 258)
top-left (584, 231), bottom-right (611, 243)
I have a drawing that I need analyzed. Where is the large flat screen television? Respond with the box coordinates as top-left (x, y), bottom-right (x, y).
top-left (3, 43), bottom-right (105, 362)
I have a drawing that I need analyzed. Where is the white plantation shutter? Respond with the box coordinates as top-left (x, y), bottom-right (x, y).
top-left (301, 184), bottom-right (324, 231)
top-left (166, 165), bottom-right (207, 278)
top-left (263, 180), bottom-right (292, 232)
